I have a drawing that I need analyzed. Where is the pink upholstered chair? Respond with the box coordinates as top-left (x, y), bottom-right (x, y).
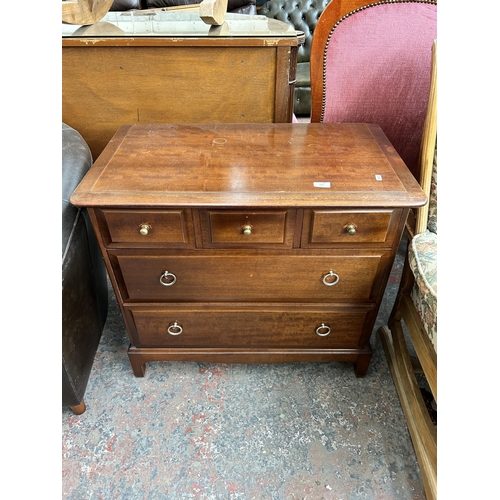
top-left (379, 40), bottom-right (437, 500)
top-left (310, 4), bottom-right (437, 497)
top-left (310, 0), bottom-right (437, 181)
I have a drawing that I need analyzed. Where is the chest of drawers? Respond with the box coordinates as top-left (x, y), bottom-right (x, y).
top-left (70, 123), bottom-right (426, 377)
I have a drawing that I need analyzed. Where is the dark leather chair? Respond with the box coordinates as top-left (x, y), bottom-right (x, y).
top-left (258, 0), bottom-right (331, 116)
top-left (62, 123), bottom-right (108, 415)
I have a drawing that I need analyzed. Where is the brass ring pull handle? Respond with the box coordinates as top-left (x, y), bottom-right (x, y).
top-left (242, 224), bottom-right (252, 236)
top-left (346, 224), bottom-right (356, 235)
top-left (159, 270), bottom-right (177, 286)
top-left (139, 223), bottom-right (151, 236)
top-left (167, 321), bottom-right (183, 336)
top-left (315, 323), bottom-right (331, 337)
top-left (322, 271), bottom-right (340, 286)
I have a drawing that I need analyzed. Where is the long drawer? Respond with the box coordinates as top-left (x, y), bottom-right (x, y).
top-left (127, 305), bottom-right (372, 348)
top-left (114, 251), bottom-right (388, 302)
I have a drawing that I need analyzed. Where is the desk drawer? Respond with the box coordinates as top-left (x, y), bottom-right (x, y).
top-left (128, 305), bottom-right (370, 348)
top-left (200, 209), bottom-right (295, 248)
top-left (115, 251), bottom-right (386, 302)
top-left (303, 209), bottom-right (400, 247)
top-left (102, 209), bottom-right (194, 247)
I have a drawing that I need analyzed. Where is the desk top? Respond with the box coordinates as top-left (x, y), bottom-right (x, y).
top-left (62, 11), bottom-right (300, 40)
top-left (70, 123), bottom-right (426, 209)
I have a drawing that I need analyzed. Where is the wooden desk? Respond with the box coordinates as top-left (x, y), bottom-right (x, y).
top-left (71, 123), bottom-right (426, 378)
top-left (62, 12), bottom-right (302, 159)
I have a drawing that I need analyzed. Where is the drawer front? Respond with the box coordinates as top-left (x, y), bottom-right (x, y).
top-left (103, 209), bottom-right (194, 246)
top-left (115, 252), bottom-right (386, 302)
top-left (302, 209), bottom-right (400, 247)
top-left (128, 306), bottom-right (370, 348)
top-left (200, 209), bottom-right (296, 248)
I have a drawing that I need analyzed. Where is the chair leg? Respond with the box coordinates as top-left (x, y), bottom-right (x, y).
top-left (70, 400), bottom-right (86, 415)
top-left (379, 323), bottom-right (437, 500)
top-left (387, 238), bottom-right (414, 327)
top-left (401, 294), bottom-right (437, 403)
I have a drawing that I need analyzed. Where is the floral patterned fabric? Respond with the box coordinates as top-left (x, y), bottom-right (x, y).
top-left (427, 143), bottom-right (437, 234)
top-left (408, 139), bottom-right (437, 352)
top-left (409, 229), bottom-right (437, 352)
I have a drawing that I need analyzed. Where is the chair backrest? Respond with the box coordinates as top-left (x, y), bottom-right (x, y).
top-left (416, 40), bottom-right (437, 236)
top-left (310, 0), bottom-right (437, 180)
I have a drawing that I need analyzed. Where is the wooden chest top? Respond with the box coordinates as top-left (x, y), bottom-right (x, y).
top-left (70, 123), bottom-right (426, 209)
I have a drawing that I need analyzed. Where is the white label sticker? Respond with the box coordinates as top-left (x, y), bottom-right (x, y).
top-left (375, 175), bottom-right (383, 181)
top-left (313, 182), bottom-right (331, 188)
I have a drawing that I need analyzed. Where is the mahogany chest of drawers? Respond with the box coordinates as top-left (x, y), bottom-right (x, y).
top-left (70, 123), bottom-right (426, 377)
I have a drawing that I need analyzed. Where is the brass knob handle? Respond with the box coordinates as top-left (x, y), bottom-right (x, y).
top-left (346, 224), bottom-right (356, 235)
top-left (322, 271), bottom-right (340, 286)
top-left (167, 322), bottom-right (183, 336)
top-left (242, 225), bottom-right (252, 236)
top-left (139, 223), bottom-right (151, 236)
top-left (159, 270), bottom-right (177, 286)
top-left (315, 323), bottom-right (331, 337)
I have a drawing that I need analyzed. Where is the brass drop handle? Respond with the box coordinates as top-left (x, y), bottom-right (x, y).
top-left (167, 321), bottom-right (183, 336)
top-left (139, 223), bottom-right (151, 236)
top-left (159, 270), bottom-right (177, 286)
top-left (346, 224), bottom-right (356, 235)
top-left (315, 323), bottom-right (331, 337)
top-left (322, 271), bottom-right (340, 286)
top-left (242, 225), bottom-right (252, 236)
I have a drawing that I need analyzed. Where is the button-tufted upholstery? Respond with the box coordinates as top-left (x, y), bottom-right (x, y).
top-left (259, 0), bottom-right (330, 116)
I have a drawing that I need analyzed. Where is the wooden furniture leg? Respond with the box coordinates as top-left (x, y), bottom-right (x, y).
top-left (354, 349), bottom-right (372, 377)
top-left (379, 323), bottom-right (437, 500)
top-left (128, 348), bottom-right (147, 377)
top-left (70, 400), bottom-right (87, 415)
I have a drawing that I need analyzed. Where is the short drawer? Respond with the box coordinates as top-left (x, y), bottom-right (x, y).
top-left (302, 209), bottom-right (400, 247)
top-left (200, 209), bottom-right (296, 248)
top-left (114, 251), bottom-right (387, 302)
top-left (102, 209), bottom-right (194, 247)
top-left (128, 305), bottom-right (371, 348)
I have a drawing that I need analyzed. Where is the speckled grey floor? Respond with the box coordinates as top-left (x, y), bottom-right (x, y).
top-left (62, 235), bottom-right (425, 499)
